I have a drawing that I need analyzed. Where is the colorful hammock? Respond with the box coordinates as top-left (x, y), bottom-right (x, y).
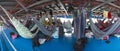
top-left (90, 17), bottom-right (120, 39)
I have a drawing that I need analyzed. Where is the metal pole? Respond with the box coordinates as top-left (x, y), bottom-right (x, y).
top-left (108, 3), bottom-right (120, 9)
top-left (57, 0), bottom-right (68, 17)
top-left (92, 0), bottom-right (117, 11)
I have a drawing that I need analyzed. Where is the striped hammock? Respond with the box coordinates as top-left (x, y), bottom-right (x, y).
top-left (90, 18), bottom-right (120, 39)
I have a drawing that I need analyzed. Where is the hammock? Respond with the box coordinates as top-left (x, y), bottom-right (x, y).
top-left (0, 16), bottom-right (18, 34)
top-left (0, 5), bottom-right (36, 39)
top-left (2, 15), bottom-right (38, 37)
top-left (31, 17), bottom-right (53, 36)
top-left (113, 25), bottom-right (120, 34)
top-left (11, 17), bottom-right (36, 38)
top-left (90, 18), bottom-right (120, 39)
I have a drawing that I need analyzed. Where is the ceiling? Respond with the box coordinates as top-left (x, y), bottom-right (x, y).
top-left (0, 0), bottom-right (120, 18)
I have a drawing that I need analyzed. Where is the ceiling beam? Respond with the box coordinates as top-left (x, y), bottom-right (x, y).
top-left (57, 0), bottom-right (68, 16)
top-left (14, 0), bottom-right (52, 14)
top-left (0, 2), bottom-right (17, 6)
top-left (92, 3), bottom-right (106, 11)
top-left (0, 6), bottom-right (21, 10)
top-left (108, 2), bottom-right (120, 9)
top-left (92, 0), bottom-right (117, 11)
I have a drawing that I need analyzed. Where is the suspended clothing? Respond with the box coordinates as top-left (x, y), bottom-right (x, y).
top-left (80, 12), bottom-right (86, 38)
top-left (74, 7), bottom-right (86, 39)
top-left (103, 10), bottom-right (108, 18)
top-left (103, 10), bottom-right (112, 19)
top-left (108, 11), bottom-right (112, 19)
top-left (74, 16), bottom-right (80, 39)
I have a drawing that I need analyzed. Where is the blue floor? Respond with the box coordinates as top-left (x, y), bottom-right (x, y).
top-left (84, 37), bottom-right (120, 51)
top-left (1, 29), bottom-right (120, 51)
top-left (1, 29), bottom-right (75, 51)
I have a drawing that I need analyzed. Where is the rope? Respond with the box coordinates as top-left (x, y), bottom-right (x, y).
top-left (57, 0), bottom-right (68, 16)
top-left (0, 5), bottom-right (12, 22)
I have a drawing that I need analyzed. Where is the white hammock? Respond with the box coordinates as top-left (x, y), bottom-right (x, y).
top-left (11, 17), bottom-right (36, 38)
top-left (0, 5), bottom-right (36, 39)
